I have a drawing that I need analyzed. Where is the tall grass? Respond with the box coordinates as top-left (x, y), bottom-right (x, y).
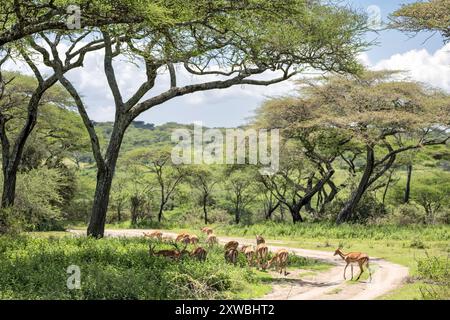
top-left (214, 222), bottom-right (450, 241)
top-left (0, 235), bottom-right (257, 299)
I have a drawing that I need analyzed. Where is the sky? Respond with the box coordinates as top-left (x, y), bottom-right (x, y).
top-left (6, 0), bottom-right (450, 127)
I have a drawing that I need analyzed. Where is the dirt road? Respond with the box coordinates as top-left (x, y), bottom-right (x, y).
top-left (68, 229), bottom-right (409, 300)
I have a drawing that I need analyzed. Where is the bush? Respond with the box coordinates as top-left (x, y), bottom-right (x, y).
top-left (0, 207), bottom-right (26, 235)
top-left (417, 255), bottom-right (450, 300)
top-left (353, 193), bottom-right (387, 224)
top-left (14, 168), bottom-right (65, 231)
top-left (390, 203), bottom-right (426, 225)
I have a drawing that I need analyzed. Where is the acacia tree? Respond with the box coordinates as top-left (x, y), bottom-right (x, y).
top-left (126, 147), bottom-right (186, 222)
top-left (253, 96), bottom-right (351, 218)
top-left (258, 142), bottom-right (335, 223)
top-left (39, 1), bottom-right (367, 237)
top-left (301, 71), bottom-right (450, 224)
top-left (225, 167), bottom-right (256, 224)
top-left (0, 36), bottom-right (103, 210)
top-left (188, 166), bottom-right (217, 225)
top-left (390, 0), bottom-right (450, 42)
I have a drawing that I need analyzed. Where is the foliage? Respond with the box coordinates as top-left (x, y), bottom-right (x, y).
top-left (14, 167), bottom-right (67, 231)
top-left (390, 0), bottom-right (450, 42)
top-left (411, 172), bottom-right (450, 224)
top-left (417, 255), bottom-right (450, 299)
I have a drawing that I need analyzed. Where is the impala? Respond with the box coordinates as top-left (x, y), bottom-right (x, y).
top-left (256, 235), bottom-right (265, 245)
top-left (175, 232), bottom-right (189, 242)
top-left (334, 248), bottom-right (372, 281)
top-left (256, 243), bottom-right (268, 269)
top-left (143, 231), bottom-right (163, 240)
top-left (189, 235), bottom-right (199, 244)
top-left (240, 245), bottom-right (250, 253)
top-left (265, 249), bottom-right (289, 276)
top-left (191, 247), bottom-right (208, 261)
top-left (224, 248), bottom-right (238, 265)
top-left (206, 234), bottom-right (218, 246)
top-left (224, 240), bottom-right (239, 251)
top-left (201, 227), bottom-right (213, 235)
top-left (242, 246), bottom-right (255, 267)
top-left (149, 243), bottom-right (187, 261)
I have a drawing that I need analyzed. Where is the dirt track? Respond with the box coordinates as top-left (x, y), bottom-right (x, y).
top-left (68, 229), bottom-right (409, 300)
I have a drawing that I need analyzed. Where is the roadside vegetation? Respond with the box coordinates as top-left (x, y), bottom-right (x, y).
top-left (0, 233), bottom-right (331, 299)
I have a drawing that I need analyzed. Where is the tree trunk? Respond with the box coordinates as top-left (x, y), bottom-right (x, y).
top-left (304, 175), bottom-right (315, 214)
top-left (235, 202), bottom-right (240, 224)
top-left (117, 204), bottom-right (122, 222)
top-left (1, 167), bottom-right (17, 208)
top-left (158, 202), bottom-right (164, 222)
top-left (265, 201), bottom-right (280, 220)
top-left (336, 146), bottom-right (374, 224)
top-left (203, 194), bottom-right (208, 225)
top-left (289, 205), bottom-right (303, 223)
top-left (87, 121), bottom-right (127, 238)
top-left (382, 170), bottom-right (393, 205)
top-left (404, 164), bottom-right (412, 204)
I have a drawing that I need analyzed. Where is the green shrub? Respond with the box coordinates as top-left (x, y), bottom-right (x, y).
top-left (390, 203), bottom-right (426, 225)
top-left (417, 255), bottom-right (450, 300)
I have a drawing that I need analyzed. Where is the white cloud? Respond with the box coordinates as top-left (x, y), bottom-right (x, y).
top-left (371, 44), bottom-right (450, 92)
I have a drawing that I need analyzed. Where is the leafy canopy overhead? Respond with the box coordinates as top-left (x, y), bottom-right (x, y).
top-left (390, 0), bottom-right (450, 42)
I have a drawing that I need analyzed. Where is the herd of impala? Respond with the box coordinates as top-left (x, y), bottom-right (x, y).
top-left (143, 228), bottom-right (372, 281)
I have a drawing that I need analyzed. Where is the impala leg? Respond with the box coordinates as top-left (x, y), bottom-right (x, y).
top-left (343, 263), bottom-right (349, 280)
top-left (350, 264), bottom-right (354, 280)
top-left (356, 262), bottom-right (364, 281)
top-left (367, 260), bottom-right (372, 282)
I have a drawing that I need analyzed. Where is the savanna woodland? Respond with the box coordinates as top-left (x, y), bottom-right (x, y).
top-left (0, 0), bottom-right (449, 301)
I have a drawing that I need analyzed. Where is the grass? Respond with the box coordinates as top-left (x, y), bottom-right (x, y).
top-left (0, 232), bottom-right (326, 300)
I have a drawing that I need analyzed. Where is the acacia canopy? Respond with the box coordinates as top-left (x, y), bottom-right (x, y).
top-left (390, 0), bottom-right (450, 42)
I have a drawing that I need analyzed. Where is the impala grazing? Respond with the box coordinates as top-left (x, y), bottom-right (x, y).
top-left (334, 248), bottom-right (372, 282)
top-left (265, 249), bottom-right (289, 276)
top-left (175, 232), bottom-right (189, 242)
top-left (256, 243), bottom-right (269, 269)
top-left (206, 234), bottom-right (218, 246)
top-left (224, 240), bottom-right (239, 251)
top-left (143, 231), bottom-right (163, 240)
top-left (201, 227), bottom-right (214, 235)
top-left (224, 248), bottom-right (238, 265)
top-left (242, 246), bottom-right (255, 266)
top-left (149, 243), bottom-right (188, 261)
top-left (256, 235), bottom-right (265, 245)
top-left (191, 247), bottom-right (208, 261)
top-left (189, 235), bottom-right (199, 244)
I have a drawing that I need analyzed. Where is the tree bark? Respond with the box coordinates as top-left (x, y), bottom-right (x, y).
top-left (336, 146), bottom-right (374, 224)
top-left (87, 121), bottom-right (127, 238)
top-left (1, 167), bottom-right (16, 208)
top-left (382, 170), bottom-right (394, 205)
top-left (117, 204), bottom-right (122, 222)
top-left (289, 205), bottom-right (303, 223)
top-left (404, 164), bottom-right (412, 204)
top-left (158, 201), bottom-right (164, 223)
top-left (203, 194), bottom-right (208, 225)
top-left (265, 201), bottom-right (280, 220)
